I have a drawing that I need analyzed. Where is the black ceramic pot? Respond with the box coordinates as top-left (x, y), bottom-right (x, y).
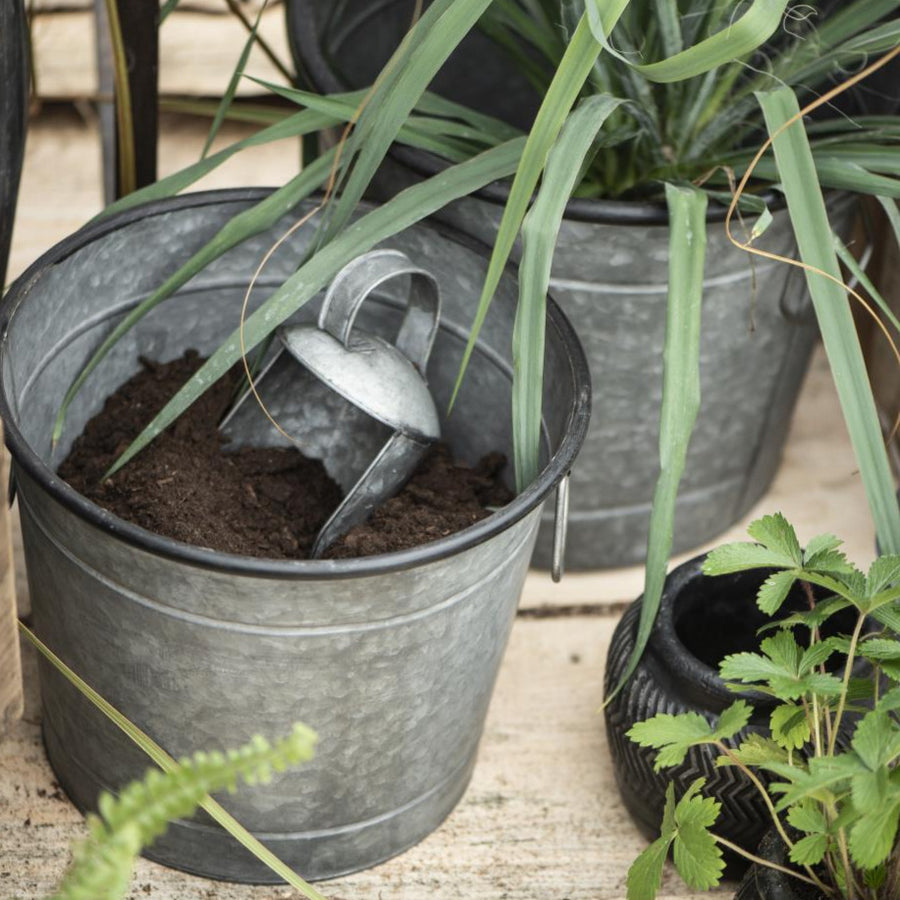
top-left (734, 830), bottom-right (827, 900)
top-left (604, 554), bottom-right (863, 876)
top-left (604, 555), bottom-right (781, 873)
top-left (0, 0), bottom-right (28, 288)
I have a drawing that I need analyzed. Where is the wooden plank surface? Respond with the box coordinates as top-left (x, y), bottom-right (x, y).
top-left (29, 2), bottom-right (293, 101)
top-left (0, 430), bottom-right (22, 731)
top-left (0, 105), bottom-right (879, 899)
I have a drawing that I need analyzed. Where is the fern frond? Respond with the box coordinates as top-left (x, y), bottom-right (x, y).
top-left (51, 724), bottom-right (317, 900)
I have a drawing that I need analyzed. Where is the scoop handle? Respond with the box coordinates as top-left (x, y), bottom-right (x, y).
top-left (318, 249), bottom-right (441, 374)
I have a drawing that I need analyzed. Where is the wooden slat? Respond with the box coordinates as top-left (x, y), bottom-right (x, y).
top-left (0, 435), bottom-right (22, 732)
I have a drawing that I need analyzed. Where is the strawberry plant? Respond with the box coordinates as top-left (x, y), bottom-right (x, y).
top-left (627, 513), bottom-right (900, 899)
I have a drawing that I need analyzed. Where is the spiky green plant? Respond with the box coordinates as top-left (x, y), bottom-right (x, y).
top-left (627, 513), bottom-right (900, 900)
top-left (49, 725), bottom-right (317, 900)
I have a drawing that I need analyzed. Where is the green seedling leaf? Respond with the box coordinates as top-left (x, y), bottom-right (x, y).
top-left (627, 701), bottom-right (751, 771)
top-left (720, 632), bottom-right (843, 700)
top-left (768, 755), bottom-right (862, 810)
top-left (702, 543), bottom-right (799, 576)
top-left (787, 799), bottom-right (828, 835)
top-left (757, 570), bottom-right (799, 616)
top-left (627, 779), bottom-right (724, 899)
top-left (852, 711), bottom-right (900, 771)
top-left (747, 513), bottom-right (803, 566)
top-left (789, 833), bottom-right (829, 868)
top-left (20, 624), bottom-right (327, 899)
top-left (868, 556), bottom-right (900, 594)
top-left (716, 733), bottom-right (788, 769)
top-left (670, 782), bottom-right (725, 891)
top-left (849, 800), bottom-right (900, 870)
top-left (770, 703), bottom-right (811, 751)
top-left (803, 532), bottom-right (843, 563)
top-left (53, 725), bottom-right (317, 900)
top-left (626, 782), bottom-right (677, 900)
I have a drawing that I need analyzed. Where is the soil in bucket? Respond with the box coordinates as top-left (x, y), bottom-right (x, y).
top-left (58, 351), bottom-right (513, 559)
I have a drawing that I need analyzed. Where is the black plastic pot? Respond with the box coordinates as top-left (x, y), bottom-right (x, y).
top-left (604, 554), bottom-right (862, 876)
top-left (0, 0), bottom-right (28, 287)
top-left (734, 830), bottom-right (827, 900)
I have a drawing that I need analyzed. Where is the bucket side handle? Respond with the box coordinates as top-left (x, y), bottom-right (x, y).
top-left (551, 473), bottom-right (570, 583)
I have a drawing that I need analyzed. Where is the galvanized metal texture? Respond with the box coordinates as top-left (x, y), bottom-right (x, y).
top-left (286, 0), bottom-right (858, 569)
top-left (0, 190), bottom-right (590, 882)
top-left (224, 249), bottom-right (442, 557)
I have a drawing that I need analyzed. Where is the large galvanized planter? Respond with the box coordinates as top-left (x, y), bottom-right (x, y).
top-left (287, 0), bottom-right (856, 570)
top-left (0, 0), bottom-right (28, 287)
top-left (0, 190), bottom-right (590, 882)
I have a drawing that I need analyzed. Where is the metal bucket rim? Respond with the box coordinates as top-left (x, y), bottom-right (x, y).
top-left (0, 188), bottom-right (591, 579)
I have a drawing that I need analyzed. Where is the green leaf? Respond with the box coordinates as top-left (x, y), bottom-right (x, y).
top-left (768, 755), bottom-right (862, 810)
top-left (852, 712), bottom-right (900, 770)
top-left (107, 137), bottom-right (526, 475)
top-left (514, 93), bottom-right (624, 490)
top-left (789, 833), bottom-right (829, 867)
top-left (868, 556), bottom-right (900, 594)
top-left (590, 0), bottom-right (789, 83)
top-left (787, 800), bottom-right (827, 835)
top-left (849, 802), bottom-right (900, 870)
top-left (719, 651), bottom-right (788, 686)
top-left (770, 703), bottom-right (811, 751)
top-left (760, 596), bottom-right (851, 633)
top-left (876, 686), bottom-right (900, 714)
top-left (54, 153), bottom-right (336, 444)
top-left (747, 513), bottom-right (802, 565)
top-left (626, 835), bottom-right (671, 900)
top-left (701, 543), bottom-right (799, 576)
top-left (627, 711), bottom-right (715, 771)
top-left (320, 0), bottom-right (496, 244)
top-left (757, 570), bottom-right (799, 616)
top-left (627, 702), bottom-right (750, 771)
top-left (671, 785), bottom-right (724, 890)
top-left (607, 185), bottom-right (707, 701)
top-left (626, 783), bottom-right (677, 900)
top-left (200, 0), bottom-right (265, 160)
top-left (715, 701), bottom-right (753, 740)
top-left (799, 639), bottom-right (840, 674)
top-left (716, 733), bottom-right (788, 769)
top-left (851, 768), bottom-right (890, 812)
top-left (451, 12), bottom-right (609, 413)
top-left (859, 638), bottom-right (900, 661)
top-left (803, 532), bottom-right (843, 564)
top-left (97, 109), bottom-right (338, 221)
top-left (757, 87), bottom-right (900, 556)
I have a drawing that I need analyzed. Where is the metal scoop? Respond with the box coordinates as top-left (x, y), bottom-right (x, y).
top-left (221, 249), bottom-right (441, 558)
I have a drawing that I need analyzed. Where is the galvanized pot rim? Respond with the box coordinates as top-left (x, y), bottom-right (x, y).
top-left (0, 188), bottom-right (591, 579)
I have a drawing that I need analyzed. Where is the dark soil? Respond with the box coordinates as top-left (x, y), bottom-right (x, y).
top-left (58, 351), bottom-right (512, 560)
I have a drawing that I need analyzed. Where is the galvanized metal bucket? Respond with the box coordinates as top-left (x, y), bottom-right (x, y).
top-left (287, 0), bottom-right (857, 569)
top-left (0, 190), bottom-right (590, 882)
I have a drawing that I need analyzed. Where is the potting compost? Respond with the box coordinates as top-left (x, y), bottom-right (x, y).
top-left (59, 350), bottom-right (512, 559)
